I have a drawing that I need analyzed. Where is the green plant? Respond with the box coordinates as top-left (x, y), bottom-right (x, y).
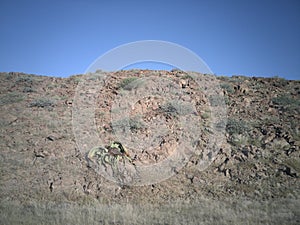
top-left (16, 76), bottom-right (34, 83)
top-left (272, 95), bottom-right (300, 113)
top-left (201, 112), bottom-right (210, 120)
top-left (229, 133), bottom-right (249, 146)
top-left (0, 92), bottom-right (24, 105)
top-left (69, 75), bottom-right (82, 84)
top-left (209, 94), bottom-right (226, 107)
top-left (223, 95), bottom-right (230, 105)
top-left (272, 95), bottom-right (299, 111)
top-left (230, 75), bottom-right (248, 83)
top-left (159, 101), bottom-right (194, 118)
top-left (251, 83), bottom-right (263, 90)
top-left (220, 83), bottom-right (234, 94)
top-left (112, 116), bottom-right (145, 132)
top-left (272, 76), bottom-right (289, 87)
top-left (118, 77), bottom-right (139, 90)
top-left (23, 87), bottom-right (34, 93)
top-left (4, 72), bottom-right (13, 80)
top-left (226, 118), bottom-right (250, 135)
top-left (47, 83), bottom-right (58, 89)
top-left (128, 117), bottom-right (145, 131)
top-left (29, 98), bottom-right (55, 108)
top-left (182, 74), bottom-right (194, 79)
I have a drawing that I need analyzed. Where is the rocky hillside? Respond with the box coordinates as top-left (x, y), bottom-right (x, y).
top-left (0, 71), bottom-right (299, 224)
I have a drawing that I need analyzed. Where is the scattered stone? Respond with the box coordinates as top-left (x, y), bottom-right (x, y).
top-left (47, 135), bottom-right (57, 141)
top-left (263, 133), bottom-right (276, 144)
top-left (278, 165), bottom-right (298, 178)
top-left (224, 168), bottom-right (231, 177)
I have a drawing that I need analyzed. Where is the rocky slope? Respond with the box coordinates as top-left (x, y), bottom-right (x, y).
top-left (0, 71), bottom-right (299, 224)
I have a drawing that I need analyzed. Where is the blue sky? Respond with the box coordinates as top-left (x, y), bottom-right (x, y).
top-left (0, 0), bottom-right (299, 80)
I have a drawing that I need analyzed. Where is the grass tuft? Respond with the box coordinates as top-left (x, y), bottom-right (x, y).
top-left (29, 98), bottom-right (55, 108)
top-left (118, 77), bottom-right (140, 90)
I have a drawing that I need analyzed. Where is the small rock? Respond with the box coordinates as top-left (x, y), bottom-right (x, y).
top-left (180, 80), bottom-right (188, 88)
top-left (267, 107), bottom-right (276, 114)
top-left (103, 124), bottom-right (112, 131)
top-left (47, 135), bottom-right (56, 141)
top-left (241, 148), bottom-right (249, 157)
top-left (254, 190), bottom-right (261, 196)
top-left (272, 158), bottom-right (282, 164)
top-left (218, 164), bottom-right (225, 172)
top-left (242, 97), bottom-right (251, 107)
top-left (186, 173), bottom-right (194, 183)
top-left (7, 116), bottom-right (18, 125)
top-left (224, 169), bottom-right (231, 177)
top-left (278, 165), bottom-right (298, 178)
top-left (263, 133), bottom-right (276, 144)
top-left (65, 100), bottom-right (73, 106)
top-left (293, 140), bottom-right (300, 147)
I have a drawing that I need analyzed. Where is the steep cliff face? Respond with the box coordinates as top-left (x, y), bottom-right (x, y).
top-left (0, 71), bottom-right (299, 224)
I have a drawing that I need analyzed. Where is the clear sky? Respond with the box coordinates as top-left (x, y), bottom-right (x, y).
top-left (1, 0), bottom-right (299, 80)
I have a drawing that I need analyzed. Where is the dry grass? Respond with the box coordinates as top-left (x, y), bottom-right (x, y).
top-left (1, 198), bottom-right (299, 225)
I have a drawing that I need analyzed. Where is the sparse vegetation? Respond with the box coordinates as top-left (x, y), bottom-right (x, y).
top-left (229, 133), bottom-right (249, 146)
top-left (112, 116), bottom-right (145, 132)
top-left (16, 76), bottom-right (34, 83)
top-left (128, 117), bottom-right (145, 131)
top-left (209, 94), bottom-right (226, 107)
top-left (220, 83), bottom-right (234, 94)
top-left (226, 118), bottom-right (250, 135)
top-left (1, 198), bottom-right (298, 225)
top-left (29, 98), bottom-right (55, 108)
top-left (272, 76), bottom-right (289, 86)
top-left (201, 111), bottom-right (210, 119)
top-left (230, 75), bottom-right (249, 82)
top-left (0, 92), bottom-right (24, 105)
top-left (272, 95), bottom-right (300, 112)
top-left (182, 73), bottom-right (194, 80)
top-left (118, 77), bottom-right (139, 90)
top-left (158, 101), bottom-right (194, 118)
top-left (23, 86), bottom-right (34, 93)
top-left (69, 75), bottom-right (82, 84)
top-left (3, 72), bottom-right (13, 80)
top-left (47, 83), bottom-right (59, 89)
